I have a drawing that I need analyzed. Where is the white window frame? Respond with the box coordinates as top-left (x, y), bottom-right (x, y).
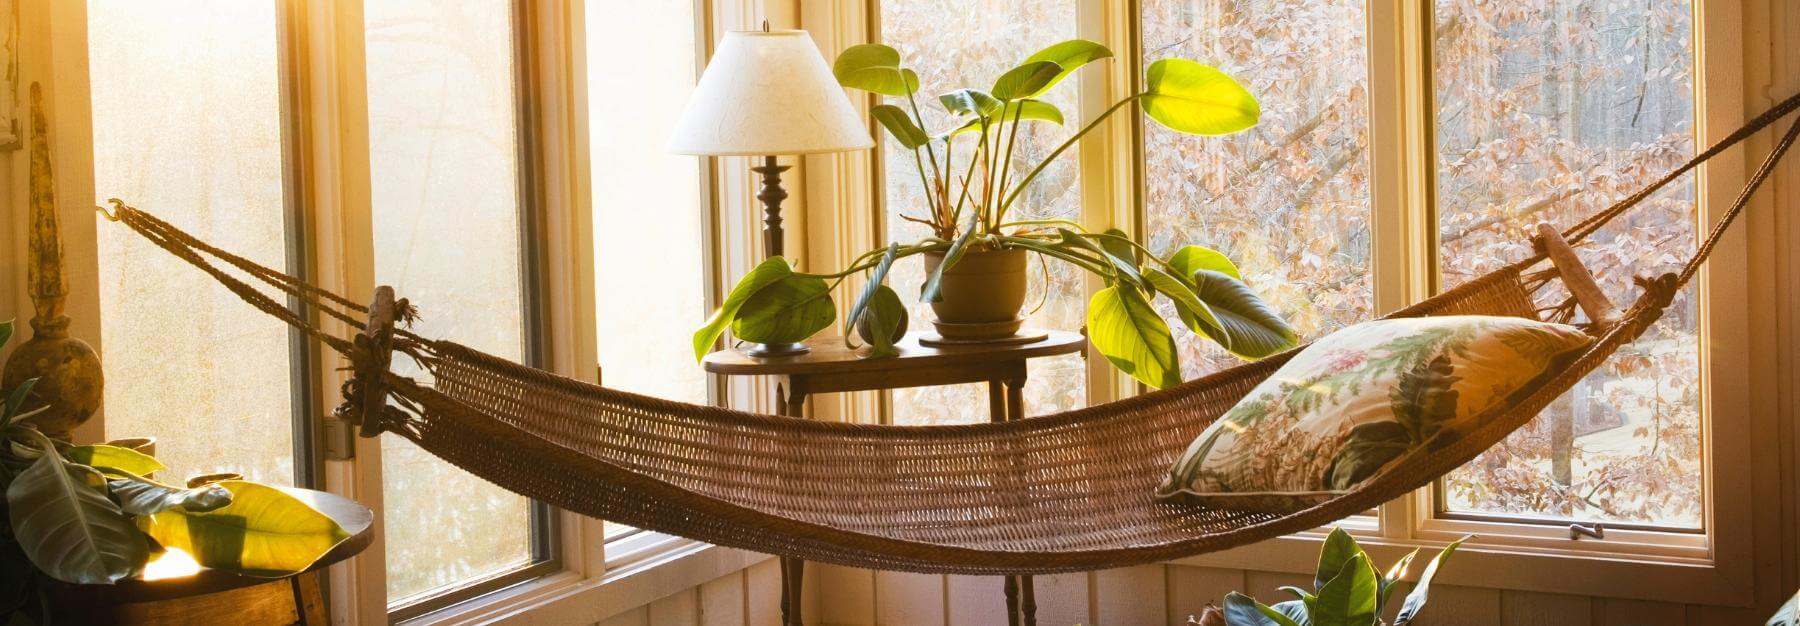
top-left (801, 0), bottom-right (1774, 609)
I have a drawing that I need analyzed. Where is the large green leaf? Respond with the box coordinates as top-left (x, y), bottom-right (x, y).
top-left (693, 257), bottom-right (801, 360)
top-left (1315, 527), bottom-right (1364, 590)
top-left (1393, 535), bottom-right (1471, 625)
top-left (1223, 593), bottom-right (1301, 626)
top-left (1168, 244), bottom-right (1242, 280)
top-left (66, 444), bottom-right (165, 477)
top-left (1143, 267), bottom-right (1225, 344)
top-left (833, 44), bottom-right (919, 96)
top-left (920, 211), bottom-right (980, 303)
top-left (1313, 553), bottom-right (1379, 626)
top-left (1088, 285), bottom-right (1181, 389)
top-left (140, 481), bottom-right (349, 577)
top-left (730, 274), bottom-right (836, 345)
top-left (108, 472), bottom-right (233, 516)
top-left (1378, 548), bottom-right (1422, 614)
top-left (938, 89), bottom-right (1002, 118)
top-left (857, 285), bottom-right (907, 359)
top-left (1020, 39), bottom-right (1113, 94)
top-left (871, 104), bottom-right (930, 149)
top-left (5, 430), bottom-right (148, 584)
top-left (945, 100), bottom-right (1063, 138)
top-left (846, 243), bottom-right (902, 335)
top-left (1142, 58), bottom-right (1260, 135)
top-left (991, 61), bottom-right (1062, 101)
top-left (1189, 269), bottom-right (1298, 359)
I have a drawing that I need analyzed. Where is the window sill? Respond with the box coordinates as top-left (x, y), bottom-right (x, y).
top-left (401, 542), bottom-right (771, 625)
top-left (1169, 529), bottom-right (1750, 608)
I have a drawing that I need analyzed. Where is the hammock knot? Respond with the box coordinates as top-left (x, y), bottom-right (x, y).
top-left (333, 287), bottom-right (404, 438)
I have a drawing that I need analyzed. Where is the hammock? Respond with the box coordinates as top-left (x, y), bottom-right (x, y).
top-left (100, 93), bottom-right (1800, 578)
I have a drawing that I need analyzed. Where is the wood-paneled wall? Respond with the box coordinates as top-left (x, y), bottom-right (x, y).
top-left (588, 560), bottom-right (1773, 626)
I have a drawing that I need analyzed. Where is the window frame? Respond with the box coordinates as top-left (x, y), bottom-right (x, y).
top-left (806, 0), bottom-right (1766, 608)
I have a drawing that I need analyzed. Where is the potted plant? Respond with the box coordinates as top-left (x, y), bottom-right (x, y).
top-left (694, 39), bottom-right (1299, 389)
top-left (1192, 528), bottom-right (1471, 626)
top-left (0, 320), bottom-right (353, 624)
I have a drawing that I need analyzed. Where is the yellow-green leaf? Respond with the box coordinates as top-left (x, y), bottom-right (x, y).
top-left (871, 104), bottom-right (930, 149)
top-left (939, 89), bottom-right (1002, 117)
top-left (693, 257), bottom-right (799, 360)
top-left (833, 44), bottom-right (920, 96)
top-left (1088, 285), bottom-right (1182, 389)
top-left (1143, 58), bottom-right (1259, 135)
top-left (730, 274), bottom-right (836, 345)
top-left (67, 444), bottom-right (165, 477)
top-left (6, 430), bottom-right (147, 584)
top-left (140, 481), bottom-right (349, 577)
top-left (1168, 245), bottom-right (1242, 280)
top-left (945, 100), bottom-right (1064, 138)
top-left (1021, 39), bottom-right (1113, 94)
top-left (991, 61), bottom-right (1062, 101)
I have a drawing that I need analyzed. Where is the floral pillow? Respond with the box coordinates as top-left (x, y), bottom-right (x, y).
top-left (1157, 315), bottom-right (1594, 513)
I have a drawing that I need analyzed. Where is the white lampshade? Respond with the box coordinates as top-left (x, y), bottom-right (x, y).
top-left (668, 29), bottom-right (874, 156)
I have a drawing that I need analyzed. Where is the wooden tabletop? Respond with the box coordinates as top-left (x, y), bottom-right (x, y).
top-left (702, 330), bottom-right (1086, 376)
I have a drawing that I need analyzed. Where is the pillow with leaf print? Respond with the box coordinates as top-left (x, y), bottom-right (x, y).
top-left (1156, 315), bottom-right (1593, 513)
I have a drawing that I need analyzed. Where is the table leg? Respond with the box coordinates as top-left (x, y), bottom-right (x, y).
top-left (988, 380), bottom-right (1007, 423)
top-left (1020, 575), bottom-right (1037, 626)
top-left (1004, 374), bottom-right (1025, 422)
top-left (1004, 575), bottom-right (1021, 626)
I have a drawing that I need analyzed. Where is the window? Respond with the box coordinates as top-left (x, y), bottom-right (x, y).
top-left (1139, 0), bottom-right (1374, 378)
top-left (1432, 0), bottom-right (1701, 531)
top-left (91, 0), bottom-right (305, 486)
top-left (363, 0), bottom-right (553, 609)
top-left (879, 0), bottom-right (1087, 425)
top-left (588, 0), bottom-right (712, 544)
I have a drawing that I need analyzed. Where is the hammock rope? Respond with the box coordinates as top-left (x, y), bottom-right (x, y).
top-left (91, 92), bottom-right (1800, 575)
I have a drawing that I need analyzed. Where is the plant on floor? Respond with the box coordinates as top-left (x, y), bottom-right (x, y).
top-left (0, 319), bottom-right (351, 622)
top-left (694, 39), bottom-right (1299, 388)
top-left (1192, 528), bottom-right (1471, 626)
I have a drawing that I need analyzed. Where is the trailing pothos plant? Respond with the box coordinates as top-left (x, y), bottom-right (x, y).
top-left (1194, 528), bottom-right (1472, 626)
top-left (0, 320), bottom-right (350, 622)
top-left (692, 39), bottom-right (1300, 388)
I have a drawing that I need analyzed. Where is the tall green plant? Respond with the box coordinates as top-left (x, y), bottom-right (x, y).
top-left (1195, 528), bottom-right (1471, 626)
top-left (695, 40), bottom-right (1299, 388)
top-left (0, 320), bottom-right (351, 623)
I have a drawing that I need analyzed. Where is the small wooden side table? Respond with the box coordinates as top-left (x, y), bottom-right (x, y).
top-left (50, 487), bottom-right (374, 625)
top-left (703, 329), bottom-right (1086, 626)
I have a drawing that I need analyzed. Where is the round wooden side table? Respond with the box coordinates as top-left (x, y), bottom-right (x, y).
top-left (704, 329), bottom-right (1086, 626)
top-left (49, 487), bottom-right (374, 625)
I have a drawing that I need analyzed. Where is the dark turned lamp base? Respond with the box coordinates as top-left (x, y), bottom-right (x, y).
top-left (741, 154), bottom-right (810, 359)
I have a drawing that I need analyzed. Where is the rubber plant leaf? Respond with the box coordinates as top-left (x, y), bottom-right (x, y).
top-left (1378, 548), bottom-right (1421, 614)
top-left (1168, 244), bottom-right (1242, 280)
top-left (871, 104), bottom-right (931, 149)
top-left (107, 471), bottom-right (233, 516)
top-left (1314, 527), bottom-right (1363, 590)
top-left (1142, 267), bottom-right (1227, 349)
top-left (1222, 592), bottom-right (1300, 626)
top-left (139, 481), bottom-right (350, 577)
top-left (693, 256), bottom-right (800, 360)
top-left (1142, 58), bottom-right (1260, 136)
top-left (832, 43), bottom-right (919, 96)
top-left (66, 444), bottom-right (165, 477)
top-left (1269, 600), bottom-right (1313, 626)
top-left (920, 211), bottom-right (981, 303)
top-left (1019, 39), bottom-right (1113, 94)
top-left (945, 100), bottom-right (1063, 138)
top-left (1312, 553), bottom-right (1379, 626)
top-left (1393, 535), bottom-right (1471, 625)
top-left (938, 89), bottom-right (1002, 118)
top-left (1087, 284), bottom-right (1182, 389)
top-left (1189, 269), bottom-right (1299, 359)
top-left (730, 274), bottom-right (837, 345)
top-left (5, 430), bottom-right (148, 584)
top-left (991, 61), bottom-right (1063, 101)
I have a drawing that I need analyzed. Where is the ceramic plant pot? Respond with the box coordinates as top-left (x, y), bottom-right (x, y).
top-left (921, 247), bottom-right (1028, 341)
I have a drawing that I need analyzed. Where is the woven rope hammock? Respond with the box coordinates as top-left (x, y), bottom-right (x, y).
top-left (98, 93), bottom-right (1800, 577)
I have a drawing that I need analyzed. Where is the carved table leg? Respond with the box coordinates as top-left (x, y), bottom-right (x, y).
top-left (1020, 575), bottom-right (1036, 626)
top-left (1004, 575), bottom-right (1021, 626)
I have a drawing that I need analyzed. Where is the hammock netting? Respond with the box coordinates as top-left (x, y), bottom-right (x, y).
top-left (98, 93), bottom-right (1800, 577)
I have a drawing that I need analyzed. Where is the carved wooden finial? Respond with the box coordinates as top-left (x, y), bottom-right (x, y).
top-left (26, 82), bottom-right (68, 336)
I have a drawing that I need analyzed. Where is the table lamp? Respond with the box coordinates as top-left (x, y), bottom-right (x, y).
top-left (670, 23), bottom-right (874, 356)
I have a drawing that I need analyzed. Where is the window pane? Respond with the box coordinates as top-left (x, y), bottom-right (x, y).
top-left (589, 0), bottom-right (707, 541)
top-left (881, 0), bottom-right (1086, 425)
top-left (1435, 1), bottom-right (1701, 528)
top-left (1141, 0), bottom-right (1374, 377)
top-left (91, 0), bottom-right (297, 486)
top-left (365, 0), bottom-right (536, 602)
